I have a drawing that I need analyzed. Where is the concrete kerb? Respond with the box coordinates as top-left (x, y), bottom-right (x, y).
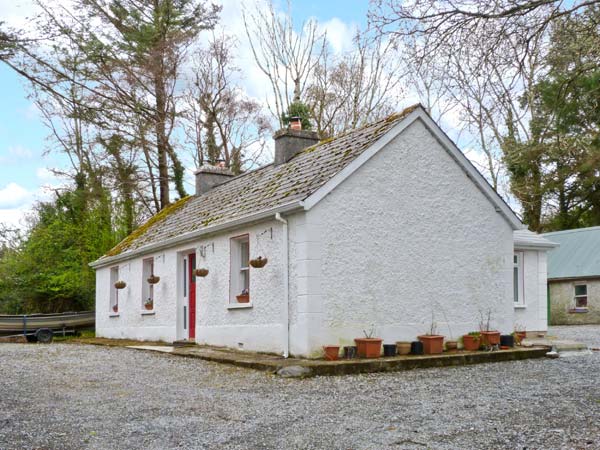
top-left (125, 344), bottom-right (552, 377)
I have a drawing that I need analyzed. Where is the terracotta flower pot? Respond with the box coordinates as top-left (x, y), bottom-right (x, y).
top-left (323, 345), bottom-right (340, 361)
top-left (515, 331), bottom-right (526, 345)
top-left (445, 340), bottom-right (458, 352)
top-left (144, 303), bottom-right (153, 310)
top-left (396, 341), bottom-right (412, 355)
top-left (417, 335), bottom-right (444, 354)
top-left (249, 256), bottom-right (268, 268)
top-left (462, 335), bottom-right (481, 351)
top-left (195, 268), bottom-right (209, 277)
top-left (112, 305), bottom-right (118, 313)
top-left (236, 294), bottom-right (250, 303)
top-left (354, 338), bottom-right (382, 358)
top-left (481, 331), bottom-right (501, 346)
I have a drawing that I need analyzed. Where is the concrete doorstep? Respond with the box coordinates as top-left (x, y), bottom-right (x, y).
top-left (125, 344), bottom-right (552, 378)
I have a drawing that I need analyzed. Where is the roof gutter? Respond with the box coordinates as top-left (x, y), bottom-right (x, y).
top-left (90, 201), bottom-right (303, 269)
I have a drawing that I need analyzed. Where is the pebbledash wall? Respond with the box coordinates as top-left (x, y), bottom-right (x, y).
top-left (96, 219), bottom-right (288, 353)
top-left (549, 279), bottom-right (600, 325)
top-left (288, 120), bottom-right (517, 356)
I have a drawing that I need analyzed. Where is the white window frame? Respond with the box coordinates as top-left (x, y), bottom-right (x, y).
top-left (513, 252), bottom-right (525, 306)
top-left (109, 266), bottom-right (119, 313)
top-left (229, 234), bottom-right (251, 306)
top-left (573, 283), bottom-right (588, 309)
top-left (142, 258), bottom-right (155, 312)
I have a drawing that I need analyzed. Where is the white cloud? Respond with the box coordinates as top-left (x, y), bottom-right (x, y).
top-left (319, 17), bottom-right (357, 55)
top-left (0, 182), bottom-right (32, 209)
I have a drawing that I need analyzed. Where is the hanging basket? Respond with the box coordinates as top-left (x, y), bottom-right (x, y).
top-left (249, 256), bottom-right (268, 268)
top-left (147, 275), bottom-right (160, 284)
top-left (195, 268), bottom-right (209, 277)
top-left (114, 280), bottom-right (127, 290)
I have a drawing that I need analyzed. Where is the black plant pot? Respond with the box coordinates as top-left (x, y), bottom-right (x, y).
top-left (500, 334), bottom-right (515, 347)
top-left (383, 344), bottom-right (397, 357)
top-left (410, 341), bottom-right (424, 355)
top-left (343, 345), bottom-right (357, 359)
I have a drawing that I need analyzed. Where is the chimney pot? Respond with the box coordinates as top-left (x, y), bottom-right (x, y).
top-left (289, 116), bottom-right (302, 131)
top-left (195, 164), bottom-right (234, 195)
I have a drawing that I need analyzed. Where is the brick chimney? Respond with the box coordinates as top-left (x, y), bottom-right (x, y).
top-left (195, 163), bottom-right (234, 195)
top-left (273, 118), bottom-right (319, 165)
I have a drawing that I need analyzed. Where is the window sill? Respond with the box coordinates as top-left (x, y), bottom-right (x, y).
top-left (141, 310), bottom-right (155, 316)
top-left (109, 313), bottom-right (120, 318)
top-left (514, 304), bottom-right (527, 309)
top-left (569, 308), bottom-right (589, 314)
top-left (227, 303), bottom-right (253, 310)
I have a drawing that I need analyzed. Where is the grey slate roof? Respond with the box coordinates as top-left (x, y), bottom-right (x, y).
top-left (543, 226), bottom-right (600, 279)
top-left (103, 105), bottom-right (420, 258)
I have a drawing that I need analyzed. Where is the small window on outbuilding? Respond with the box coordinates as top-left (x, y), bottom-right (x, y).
top-left (230, 235), bottom-right (250, 304)
top-left (574, 284), bottom-right (588, 308)
top-left (110, 266), bottom-right (119, 312)
top-left (142, 258), bottom-right (154, 310)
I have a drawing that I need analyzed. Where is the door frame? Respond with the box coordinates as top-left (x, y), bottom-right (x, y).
top-left (177, 249), bottom-right (197, 341)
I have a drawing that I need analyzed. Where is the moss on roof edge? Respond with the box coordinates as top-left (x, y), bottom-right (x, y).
top-left (105, 196), bottom-right (192, 257)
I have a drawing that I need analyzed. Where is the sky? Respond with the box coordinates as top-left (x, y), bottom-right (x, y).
top-left (0, 0), bottom-right (490, 230)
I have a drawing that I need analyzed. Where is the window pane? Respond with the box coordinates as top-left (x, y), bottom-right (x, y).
top-left (513, 267), bottom-right (519, 302)
top-left (514, 254), bottom-right (518, 264)
top-left (576, 296), bottom-right (588, 307)
top-left (241, 240), bottom-right (249, 267)
top-left (183, 259), bottom-right (187, 297)
top-left (575, 285), bottom-right (587, 296)
top-left (241, 270), bottom-right (249, 292)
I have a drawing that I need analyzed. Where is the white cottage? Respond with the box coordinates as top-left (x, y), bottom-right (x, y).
top-left (91, 104), bottom-right (556, 357)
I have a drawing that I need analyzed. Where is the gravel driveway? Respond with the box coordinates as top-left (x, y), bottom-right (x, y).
top-left (1, 325), bottom-right (599, 450)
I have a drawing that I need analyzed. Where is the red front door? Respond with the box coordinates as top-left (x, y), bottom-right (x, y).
top-left (188, 252), bottom-right (196, 340)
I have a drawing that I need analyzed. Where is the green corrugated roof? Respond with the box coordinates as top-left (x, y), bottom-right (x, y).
top-left (542, 226), bottom-right (600, 279)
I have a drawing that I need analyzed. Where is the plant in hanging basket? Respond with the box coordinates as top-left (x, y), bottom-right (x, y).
top-left (114, 280), bottom-right (126, 289)
top-left (249, 256), bottom-right (268, 268)
top-left (147, 275), bottom-right (160, 284)
top-left (112, 304), bottom-right (118, 313)
top-left (144, 298), bottom-right (153, 310)
top-left (195, 268), bottom-right (209, 277)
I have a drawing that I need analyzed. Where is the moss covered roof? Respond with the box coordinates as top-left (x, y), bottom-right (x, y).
top-left (100, 105), bottom-right (419, 258)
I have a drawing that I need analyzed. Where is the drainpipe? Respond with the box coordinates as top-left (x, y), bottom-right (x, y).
top-left (275, 212), bottom-right (289, 358)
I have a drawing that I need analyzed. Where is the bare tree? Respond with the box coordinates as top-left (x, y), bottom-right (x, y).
top-left (243, 0), bottom-right (326, 126)
top-left (183, 34), bottom-right (272, 173)
top-left (306, 31), bottom-right (406, 136)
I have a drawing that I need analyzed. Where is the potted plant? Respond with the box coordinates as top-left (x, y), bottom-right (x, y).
top-left (323, 345), bottom-right (340, 361)
top-left (396, 341), bottom-right (412, 355)
top-left (513, 324), bottom-right (526, 345)
top-left (249, 256), bottom-right (268, 268)
top-left (417, 314), bottom-right (445, 354)
top-left (236, 289), bottom-right (250, 303)
top-left (445, 340), bottom-right (458, 352)
top-left (147, 275), bottom-right (160, 284)
top-left (114, 280), bottom-right (126, 289)
top-left (195, 268), bottom-right (209, 277)
top-left (144, 298), bottom-right (153, 310)
top-left (354, 329), bottom-right (383, 358)
top-left (112, 304), bottom-right (118, 313)
top-left (479, 308), bottom-right (500, 347)
top-left (462, 332), bottom-right (481, 351)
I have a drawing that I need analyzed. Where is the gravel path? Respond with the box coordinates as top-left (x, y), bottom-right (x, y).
top-left (1, 326), bottom-right (599, 450)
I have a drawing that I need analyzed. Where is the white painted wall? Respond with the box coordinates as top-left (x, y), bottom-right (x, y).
top-left (96, 219), bottom-right (287, 353)
top-left (513, 249), bottom-right (548, 333)
top-left (289, 119), bottom-right (516, 356)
